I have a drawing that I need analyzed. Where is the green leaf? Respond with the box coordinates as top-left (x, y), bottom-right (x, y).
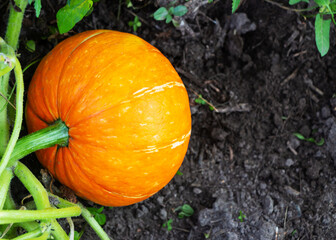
top-left (56, 0), bottom-right (93, 34)
top-left (153, 7), bottom-right (169, 21)
top-left (315, 13), bottom-right (331, 56)
top-left (172, 19), bottom-right (180, 27)
top-left (34, 0), bottom-right (42, 17)
top-left (168, 7), bottom-right (174, 15)
top-left (162, 219), bottom-right (173, 231)
top-left (232, 0), bottom-right (240, 13)
top-left (88, 207), bottom-right (106, 225)
top-left (165, 14), bottom-right (173, 23)
top-left (195, 95), bottom-right (206, 105)
top-left (316, 138), bottom-right (325, 146)
top-left (96, 206), bottom-right (104, 213)
top-left (238, 210), bottom-right (246, 222)
top-left (175, 204), bottom-right (194, 218)
top-left (176, 170), bottom-right (183, 176)
top-left (25, 40), bottom-right (36, 52)
top-left (315, 0), bottom-right (330, 7)
top-left (74, 231), bottom-right (80, 240)
top-left (126, 0), bottom-right (133, 8)
top-left (293, 133), bottom-right (306, 140)
top-left (330, 2), bottom-right (336, 12)
top-left (95, 212), bottom-right (106, 225)
top-left (289, 0), bottom-right (309, 5)
top-left (173, 5), bottom-right (188, 16)
top-left (28, 0), bottom-right (42, 17)
top-left (305, 137), bottom-right (315, 143)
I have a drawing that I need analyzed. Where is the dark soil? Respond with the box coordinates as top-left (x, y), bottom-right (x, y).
top-left (2, 0), bottom-right (336, 239)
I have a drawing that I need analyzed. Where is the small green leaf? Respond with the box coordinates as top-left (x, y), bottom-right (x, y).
top-left (87, 207), bottom-right (106, 225)
top-left (172, 19), bottom-right (180, 27)
top-left (126, 0), bottom-right (133, 8)
top-left (305, 137), bottom-right (315, 143)
top-left (153, 7), bottom-right (169, 21)
top-left (33, 0), bottom-right (42, 17)
top-left (25, 40), bottom-right (36, 52)
top-left (315, 13), bottom-right (331, 57)
top-left (289, 0), bottom-right (309, 5)
top-left (165, 14), bottom-right (173, 23)
top-left (162, 219), bottom-right (173, 231)
top-left (96, 206), bottom-right (104, 214)
top-left (176, 170), bottom-right (183, 176)
top-left (74, 231), bottom-right (80, 240)
top-left (168, 7), bottom-right (174, 15)
top-left (293, 133), bottom-right (306, 140)
top-left (195, 95), bottom-right (207, 105)
top-left (95, 212), bottom-right (106, 225)
top-left (232, 0), bottom-right (240, 13)
top-left (173, 5), bottom-right (188, 16)
top-left (56, 0), bottom-right (93, 34)
top-left (315, 0), bottom-right (330, 7)
top-left (315, 138), bottom-right (325, 146)
top-left (175, 204), bottom-right (194, 218)
top-left (238, 210), bottom-right (246, 222)
top-left (129, 16), bottom-right (141, 32)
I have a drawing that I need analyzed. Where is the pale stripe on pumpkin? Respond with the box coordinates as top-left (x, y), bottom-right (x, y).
top-left (119, 81), bottom-right (185, 105)
top-left (133, 129), bottom-right (191, 153)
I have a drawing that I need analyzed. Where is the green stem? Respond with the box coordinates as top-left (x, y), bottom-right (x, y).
top-left (0, 57), bottom-right (24, 177)
top-left (12, 161), bottom-right (76, 240)
top-left (0, 206), bottom-right (81, 224)
top-left (49, 193), bottom-right (111, 240)
top-left (0, 0), bottom-right (28, 156)
top-left (8, 120), bottom-right (69, 168)
top-left (6, 161), bottom-right (81, 218)
top-left (0, 168), bottom-right (13, 209)
top-left (4, 228), bottom-right (42, 240)
top-left (5, 0), bottom-right (29, 49)
top-left (14, 161), bottom-right (49, 210)
top-left (78, 202), bottom-right (111, 240)
top-left (50, 219), bottom-right (71, 240)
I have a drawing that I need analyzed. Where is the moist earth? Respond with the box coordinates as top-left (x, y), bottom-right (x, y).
top-left (2, 0), bottom-right (336, 239)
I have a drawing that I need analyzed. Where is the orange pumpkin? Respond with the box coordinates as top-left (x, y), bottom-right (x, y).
top-left (25, 30), bottom-right (191, 206)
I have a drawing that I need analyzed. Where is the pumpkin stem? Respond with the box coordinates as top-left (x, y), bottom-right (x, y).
top-left (7, 120), bottom-right (69, 168)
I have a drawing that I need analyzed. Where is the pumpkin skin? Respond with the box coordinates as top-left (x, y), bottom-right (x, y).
top-left (25, 30), bottom-right (191, 206)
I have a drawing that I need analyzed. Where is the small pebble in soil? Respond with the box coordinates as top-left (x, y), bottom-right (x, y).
top-left (156, 196), bottom-right (164, 206)
top-left (285, 158), bottom-right (295, 167)
top-left (224, 232), bottom-right (239, 240)
top-left (321, 106), bottom-right (331, 119)
top-left (321, 215), bottom-right (331, 225)
top-left (159, 208), bottom-right (167, 220)
top-left (193, 187), bottom-right (202, 195)
top-left (288, 136), bottom-right (301, 150)
top-left (306, 160), bottom-right (322, 179)
top-left (263, 195), bottom-right (274, 215)
top-left (257, 220), bottom-right (276, 240)
top-left (136, 206), bottom-right (149, 218)
top-left (284, 185), bottom-right (300, 197)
